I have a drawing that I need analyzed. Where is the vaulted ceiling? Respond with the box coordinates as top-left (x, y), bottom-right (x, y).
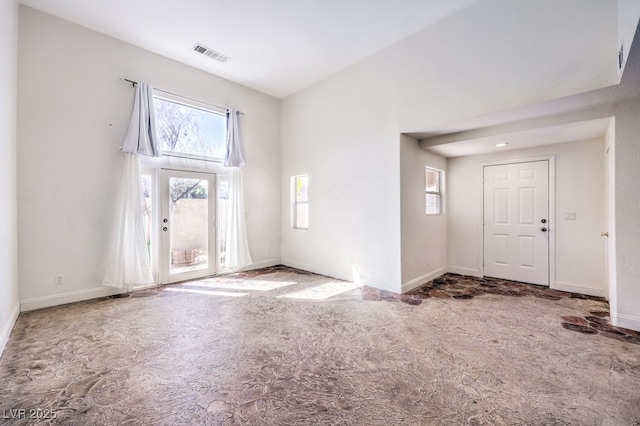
top-left (19, 0), bottom-right (478, 98)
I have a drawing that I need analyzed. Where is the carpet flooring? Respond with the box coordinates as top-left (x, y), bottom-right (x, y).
top-left (1, 266), bottom-right (639, 425)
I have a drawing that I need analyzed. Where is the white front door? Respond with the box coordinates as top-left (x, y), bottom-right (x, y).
top-left (160, 169), bottom-right (217, 284)
top-left (483, 160), bottom-right (549, 285)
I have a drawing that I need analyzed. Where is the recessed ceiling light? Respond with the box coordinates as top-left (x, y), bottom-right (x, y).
top-left (495, 142), bottom-right (509, 147)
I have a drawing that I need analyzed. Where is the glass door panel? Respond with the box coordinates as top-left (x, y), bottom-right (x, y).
top-left (160, 169), bottom-right (216, 283)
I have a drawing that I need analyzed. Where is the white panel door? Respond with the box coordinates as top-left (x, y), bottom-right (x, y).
top-left (483, 161), bottom-right (549, 285)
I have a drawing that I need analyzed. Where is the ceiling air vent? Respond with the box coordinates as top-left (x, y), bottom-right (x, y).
top-left (193, 43), bottom-right (230, 63)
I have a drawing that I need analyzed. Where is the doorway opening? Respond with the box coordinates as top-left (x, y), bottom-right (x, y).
top-left (142, 168), bottom-right (230, 285)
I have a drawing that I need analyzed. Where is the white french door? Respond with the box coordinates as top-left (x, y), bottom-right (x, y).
top-left (483, 160), bottom-right (550, 286)
top-left (159, 169), bottom-right (217, 283)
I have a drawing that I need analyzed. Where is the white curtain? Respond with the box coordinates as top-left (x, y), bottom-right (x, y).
top-left (121, 82), bottom-right (160, 157)
top-left (103, 82), bottom-right (158, 289)
top-left (223, 110), bottom-right (252, 270)
top-left (102, 154), bottom-right (154, 288)
top-left (224, 110), bottom-right (246, 167)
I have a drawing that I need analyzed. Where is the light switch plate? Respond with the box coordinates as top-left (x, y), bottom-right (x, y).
top-left (564, 211), bottom-right (576, 220)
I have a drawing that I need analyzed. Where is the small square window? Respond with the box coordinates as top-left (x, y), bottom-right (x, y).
top-left (425, 167), bottom-right (443, 215)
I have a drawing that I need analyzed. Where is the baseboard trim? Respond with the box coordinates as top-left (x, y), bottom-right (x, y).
top-left (0, 302), bottom-right (20, 358)
top-left (610, 312), bottom-right (640, 332)
top-left (20, 287), bottom-right (122, 312)
top-left (280, 258), bottom-right (398, 293)
top-left (402, 267), bottom-right (447, 293)
top-left (281, 258), bottom-right (352, 282)
top-left (20, 260), bottom-right (282, 313)
top-left (447, 266), bottom-right (482, 278)
top-left (553, 281), bottom-right (606, 298)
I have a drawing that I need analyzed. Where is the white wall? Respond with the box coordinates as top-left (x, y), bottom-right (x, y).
top-left (400, 135), bottom-right (447, 292)
top-left (611, 99), bottom-right (640, 330)
top-left (280, 71), bottom-right (402, 291)
top-left (618, 0), bottom-right (640, 78)
top-left (0, 0), bottom-right (20, 355)
top-left (395, 0), bottom-right (617, 131)
top-left (605, 119), bottom-right (617, 314)
top-left (447, 139), bottom-right (607, 296)
top-left (280, 0), bottom-right (617, 292)
top-left (17, 7), bottom-right (281, 309)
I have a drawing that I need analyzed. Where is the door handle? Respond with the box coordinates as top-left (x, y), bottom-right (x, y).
top-left (541, 227), bottom-right (547, 232)
top-left (601, 231), bottom-right (609, 237)
top-left (162, 227), bottom-right (168, 231)
top-left (541, 219), bottom-right (547, 224)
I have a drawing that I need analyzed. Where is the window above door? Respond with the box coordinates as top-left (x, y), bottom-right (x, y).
top-left (153, 93), bottom-right (227, 161)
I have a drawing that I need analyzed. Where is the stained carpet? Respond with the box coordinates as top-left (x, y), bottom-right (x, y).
top-left (1, 266), bottom-right (639, 425)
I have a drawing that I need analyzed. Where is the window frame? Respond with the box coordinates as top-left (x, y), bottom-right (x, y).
top-left (291, 174), bottom-right (309, 230)
top-left (425, 167), bottom-right (443, 216)
top-left (152, 90), bottom-right (227, 162)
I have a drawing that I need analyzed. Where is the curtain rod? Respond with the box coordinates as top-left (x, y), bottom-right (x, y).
top-left (119, 77), bottom-right (244, 115)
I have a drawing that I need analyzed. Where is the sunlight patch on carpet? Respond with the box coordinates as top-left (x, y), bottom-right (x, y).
top-left (163, 288), bottom-right (248, 297)
top-left (189, 280), bottom-right (297, 291)
top-left (279, 281), bottom-right (361, 300)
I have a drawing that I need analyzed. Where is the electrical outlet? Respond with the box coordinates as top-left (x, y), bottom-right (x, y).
top-left (54, 275), bottom-right (63, 285)
top-left (564, 212), bottom-right (576, 220)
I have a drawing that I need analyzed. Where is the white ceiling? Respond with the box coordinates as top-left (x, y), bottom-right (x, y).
top-left (422, 118), bottom-right (612, 158)
top-left (19, 0), bottom-right (477, 99)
